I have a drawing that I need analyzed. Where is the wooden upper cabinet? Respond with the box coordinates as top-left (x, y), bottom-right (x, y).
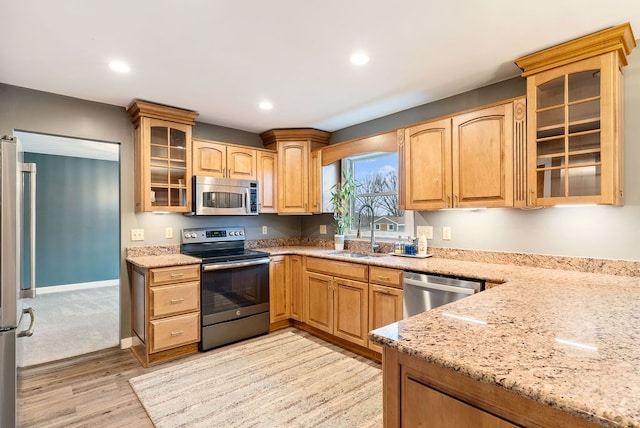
top-left (401, 99), bottom-right (523, 210)
top-left (261, 129), bottom-right (330, 214)
top-left (128, 100), bottom-right (198, 213)
top-left (403, 118), bottom-right (452, 210)
top-left (192, 138), bottom-right (257, 180)
top-left (453, 103), bottom-right (514, 208)
top-left (257, 150), bottom-right (277, 213)
top-left (515, 22), bottom-right (635, 206)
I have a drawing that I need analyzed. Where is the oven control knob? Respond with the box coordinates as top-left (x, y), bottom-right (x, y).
top-left (239, 231), bottom-right (244, 236)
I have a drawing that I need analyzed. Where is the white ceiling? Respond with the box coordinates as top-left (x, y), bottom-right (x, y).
top-left (2, 1), bottom-right (640, 134)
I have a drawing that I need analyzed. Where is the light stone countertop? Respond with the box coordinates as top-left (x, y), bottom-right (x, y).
top-left (125, 254), bottom-right (201, 269)
top-left (259, 246), bottom-right (640, 428)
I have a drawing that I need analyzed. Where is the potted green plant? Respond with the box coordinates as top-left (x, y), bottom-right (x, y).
top-left (329, 169), bottom-right (356, 250)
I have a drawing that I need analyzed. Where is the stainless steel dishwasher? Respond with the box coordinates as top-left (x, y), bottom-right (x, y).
top-left (403, 271), bottom-right (484, 319)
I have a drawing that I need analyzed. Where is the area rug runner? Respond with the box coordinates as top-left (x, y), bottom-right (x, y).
top-left (129, 330), bottom-right (382, 427)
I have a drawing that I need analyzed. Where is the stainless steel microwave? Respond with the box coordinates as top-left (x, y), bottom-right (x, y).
top-left (193, 176), bottom-right (259, 215)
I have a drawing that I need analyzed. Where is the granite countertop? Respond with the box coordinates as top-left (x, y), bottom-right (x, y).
top-left (259, 246), bottom-right (640, 427)
top-left (126, 254), bottom-right (201, 269)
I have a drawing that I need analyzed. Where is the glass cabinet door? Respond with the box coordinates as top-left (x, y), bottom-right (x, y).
top-left (533, 62), bottom-right (602, 201)
top-left (148, 119), bottom-right (189, 209)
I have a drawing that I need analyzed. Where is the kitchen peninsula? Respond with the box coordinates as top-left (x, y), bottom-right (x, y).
top-left (260, 244), bottom-right (640, 427)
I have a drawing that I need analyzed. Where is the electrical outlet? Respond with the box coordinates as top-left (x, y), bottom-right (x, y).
top-left (320, 224), bottom-right (327, 234)
top-left (262, 226), bottom-right (268, 235)
top-left (416, 226), bottom-right (433, 240)
top-left (165, 227), bottom-right (173, 239)
top-left (130, 228), bottom-right (144, 241)
top-left (442, 226), bottom-right (452, 240)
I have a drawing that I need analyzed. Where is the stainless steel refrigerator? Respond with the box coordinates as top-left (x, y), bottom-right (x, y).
top-left (0, 136), bottom-right (36, 427)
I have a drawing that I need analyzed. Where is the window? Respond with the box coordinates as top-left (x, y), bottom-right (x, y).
top-left (342, 152), bottom-right (413, 239)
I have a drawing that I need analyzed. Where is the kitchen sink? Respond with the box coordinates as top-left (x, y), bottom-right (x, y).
top-left (324, 251), bottom-right (386, 259)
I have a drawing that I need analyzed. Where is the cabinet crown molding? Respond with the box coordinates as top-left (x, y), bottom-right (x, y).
top-left (127, 100), bottom-right (199, 125)
top-left (514, 22), bottom-right (636, 77)
top-left (260, 128), bottom-right (331, 146)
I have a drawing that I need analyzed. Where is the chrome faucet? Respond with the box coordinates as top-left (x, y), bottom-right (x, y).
top-left (356, 204), bottom-right (379, 253)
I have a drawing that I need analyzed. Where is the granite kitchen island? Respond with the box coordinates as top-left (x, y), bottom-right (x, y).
top-left (369, 265), bottom-right (640, 427)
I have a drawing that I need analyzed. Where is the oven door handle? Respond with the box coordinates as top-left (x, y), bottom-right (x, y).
top-left (202, 258), bottom-right (271, 271)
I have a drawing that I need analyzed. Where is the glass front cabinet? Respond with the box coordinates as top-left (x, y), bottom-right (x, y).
top-left (516, 23), bottom-right (635, 206)
top-left (128, 101), bottom-right (199, 212)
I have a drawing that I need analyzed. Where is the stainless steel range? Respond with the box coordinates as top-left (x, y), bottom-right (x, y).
top-left (181, 226), bottom-right (270, 351)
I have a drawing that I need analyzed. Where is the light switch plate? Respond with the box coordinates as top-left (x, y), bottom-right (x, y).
top-left (165, 227), bottom-right (173, 239)
top-left (442, 226), bottom-right (452, 240)
top-left (131, 228), bottom-right (144, 241)
top-left (416, 226), bottom-right (433, 239)
top-left (320, 225), bottom-right (327, 234)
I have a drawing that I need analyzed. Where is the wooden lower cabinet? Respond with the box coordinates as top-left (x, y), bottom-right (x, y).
top-left (383, 347), bottom-right (599, 427)
top-left (269, 255), bottom-right (290, 323)
top-left (128, 263), bottom-right (201, 367)
top-left (269, 255), bottom-right (305, 327)
top-left (305, 257), bottom-right (369, 348)
top-left (368, 284), bottom-right (403, 353)
top-left (334, 278), bottom-right (369, 347)
top-left (369, 266), bottom-right (404, 353)
top-left (403, 377), bottom-right (517, 428)
top-left (289, 255), bottom-right (304, 321)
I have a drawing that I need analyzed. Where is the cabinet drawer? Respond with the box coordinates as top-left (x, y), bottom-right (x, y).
top-left (306, 257), bottom-right (368, 282)
top-left (150, 281), bottom-right (200, 319)
top-left (369, 266), bottom-right (403, 289)
top-left (150, 312), bottom-right (200, 352)
top-left (149, 264), bottom-right (200, 286)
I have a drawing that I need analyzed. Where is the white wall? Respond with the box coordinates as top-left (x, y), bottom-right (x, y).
top-left (415, 47), bottom-right (640, 261)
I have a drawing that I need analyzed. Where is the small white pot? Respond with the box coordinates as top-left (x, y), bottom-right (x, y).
top-left (334, 234), bottom-right (345, 251)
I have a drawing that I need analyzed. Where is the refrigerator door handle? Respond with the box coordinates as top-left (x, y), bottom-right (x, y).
top-left (21, 163), bottom-right (36, 299)
top-left (17, 307), bottom-right (35, 337)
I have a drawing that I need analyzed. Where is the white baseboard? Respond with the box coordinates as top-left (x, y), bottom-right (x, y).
top-left (36, 279), bottom-right (119, 294)
top-left (120, 337), bottom-right (133, 349)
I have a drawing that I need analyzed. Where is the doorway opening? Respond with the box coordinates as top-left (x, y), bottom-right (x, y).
top-left (14, 131), bottom-right (120, 366)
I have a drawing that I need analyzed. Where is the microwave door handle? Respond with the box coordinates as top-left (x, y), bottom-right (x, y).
top-left (22, 163), bottom-right (37, 299)
top-left (245, 188), bottom-right (250, 214)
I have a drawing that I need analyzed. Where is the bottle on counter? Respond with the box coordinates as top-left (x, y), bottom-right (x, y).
top-left (394, 236), bottom-right (403, 254)
top-left (418, 233), bottom-right (428, 256)
top-left (405, 236), bottom-right (417, 255)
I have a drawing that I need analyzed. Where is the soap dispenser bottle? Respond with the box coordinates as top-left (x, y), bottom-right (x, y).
top-left (418, 232), bottom-right (428, 257)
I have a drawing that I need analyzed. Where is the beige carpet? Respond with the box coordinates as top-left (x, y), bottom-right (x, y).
top-left (129, 330), bottom-right (383, 428)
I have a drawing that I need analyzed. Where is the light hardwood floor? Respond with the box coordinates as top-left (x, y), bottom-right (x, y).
top-left (18, 346), bottom-right (157, 427)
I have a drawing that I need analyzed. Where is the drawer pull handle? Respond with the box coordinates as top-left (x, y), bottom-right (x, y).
top-left (170, 298), bottom-right (185, 304)
top-left (170, 330), bottom-right (184, 337)
top-left (377, 276), bottom-right (390, 280)
top-left (170, 273), bottom-right (185, 278)
top-left (378, 288), bottom-right (391, 294)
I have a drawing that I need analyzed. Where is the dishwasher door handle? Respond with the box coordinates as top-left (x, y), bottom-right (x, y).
top-left (403, 277), bottom-right (477, 295)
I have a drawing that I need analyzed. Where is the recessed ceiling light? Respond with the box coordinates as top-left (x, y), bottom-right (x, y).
top-left (350, 51), bottom-right (369, 66)
top-left (109, 60), bottom-right (130, 73)
top-left (259, 100), bottom-right (273, 110)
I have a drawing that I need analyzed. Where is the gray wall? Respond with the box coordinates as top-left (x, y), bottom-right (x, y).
top-left (22, 153), bottom-right (119, 287)
top-left (327, 48), bottom-right (640, 261)
top-left (0, 84), bottom-right (297, 341)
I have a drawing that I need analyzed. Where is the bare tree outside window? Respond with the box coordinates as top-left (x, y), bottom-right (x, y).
top-left (343, 152), bottom-right (406, 237)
